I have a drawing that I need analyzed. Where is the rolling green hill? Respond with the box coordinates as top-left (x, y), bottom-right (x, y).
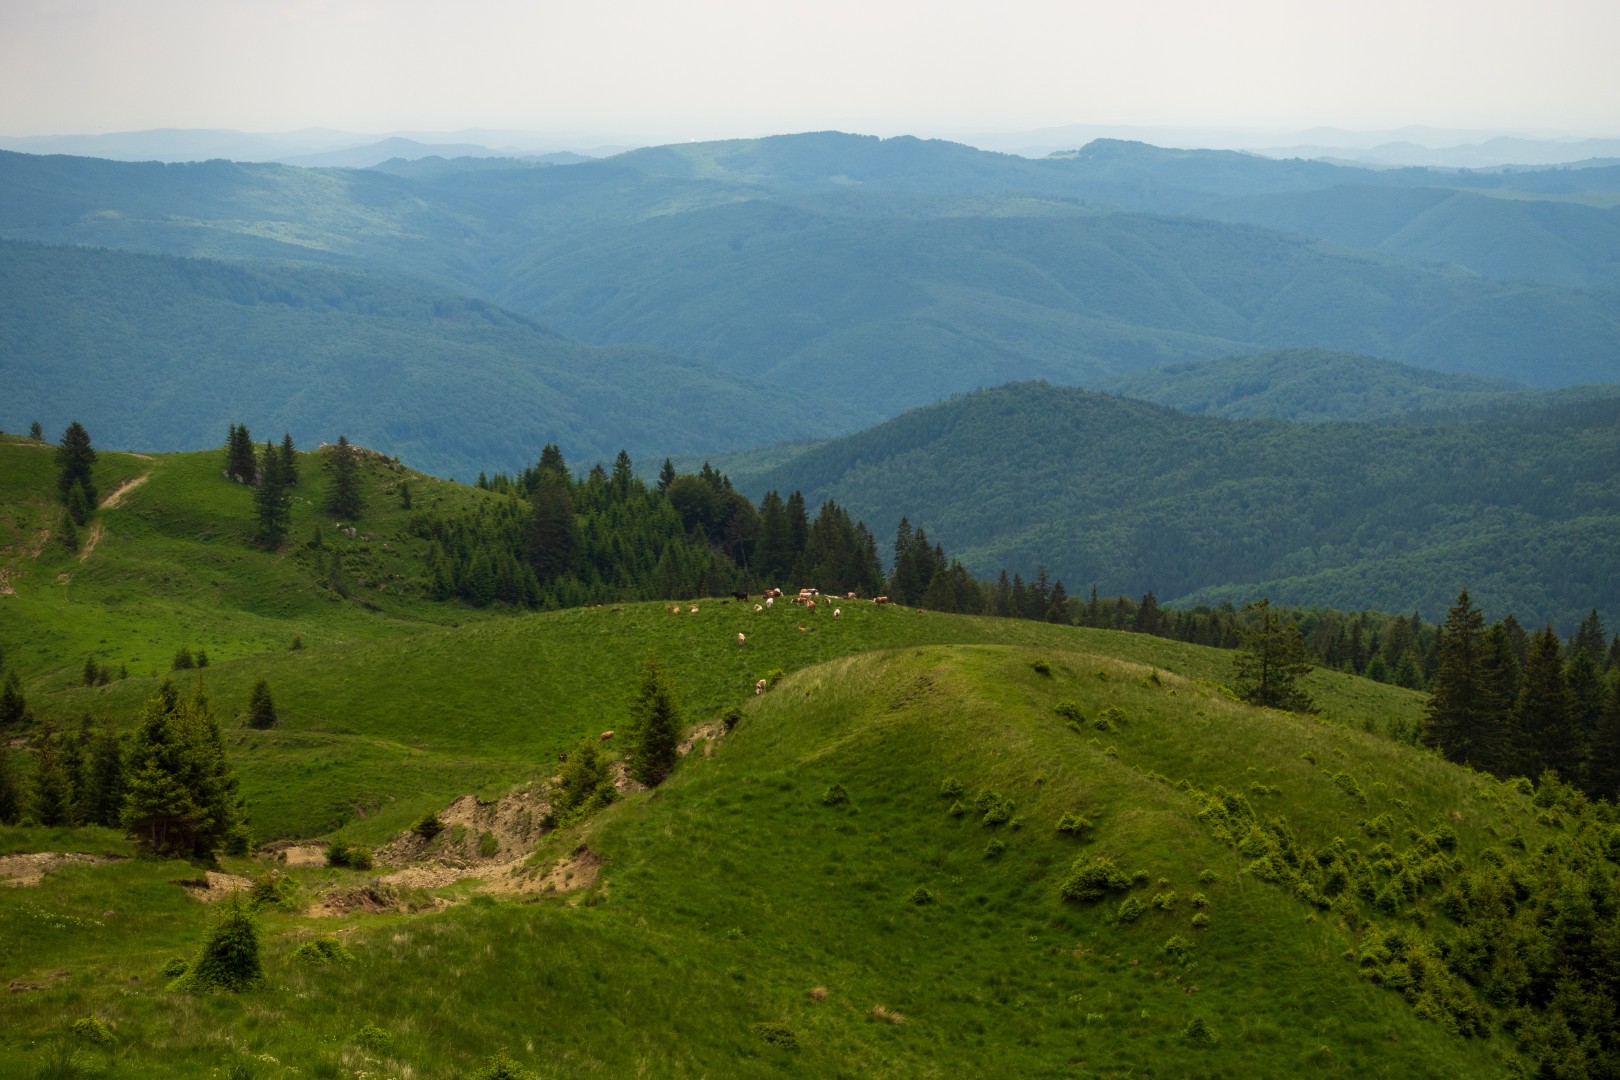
top-left (3, 430), bottom-right (1616, 1079)
top-left (0, 242), bottom-right (846, 477)
top-left (731, 382), bottom-right (1620, 628)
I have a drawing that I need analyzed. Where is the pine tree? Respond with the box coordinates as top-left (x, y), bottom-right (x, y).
top-left (628, 659), bottom-right (681, 786)
top-left (278, 433), bottom-right (298, 486)
top-left (28, 421), bottom-right (42, 441)
top-left (246, 679), bottom-right (277, 730)
top-left (1517, 626), bottom-right (1579, 783)
top-left (1046, 580), bottom-right (1071, 624)
top-left (0, 742), bottom-right (23, 825)
top-left (121, 681), bottom-right (245, 858)
top-left (1232, 599), bottom-right (1315, 712)
top-left (254, 441), bottom-right (291, 548)
top-left (527, 469), bottom-right (579, 583)
top-left (1423, 589), bottom-right (1486, 765)
top-left (30, 727), bottom-right (76, 826)
top-left (0, 668), bottom-right (26, 728)
top-left (56, 421), bottom-right (97, 506)
top-left (1473, 623), bottom-right (1523, 778)
top-left (83, 722), bottom-right (126, 827)
top-left (1586, 675), bottom-right (1620, 802)
top-left (66, 480), bottom-right (92, 525)
top-left (1134, 591), bottom-right (1162, 635)
top-left (57, 510), bottom-right (79, 554)
top-left (656, 457), bottom-right (676, 495)
top-left (323, 435), bottom-right (364, 520)
top-left (225, 423), bottom-right (257, 484)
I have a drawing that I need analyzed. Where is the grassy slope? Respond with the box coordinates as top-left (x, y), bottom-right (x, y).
top-left (0, 435), bottom-right (1538, 1077)
top-left (0, 636), bottom-right (1528, 1078)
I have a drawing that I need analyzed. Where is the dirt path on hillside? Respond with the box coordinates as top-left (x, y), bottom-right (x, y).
top-left (78, 522), bottom-right (104, 562)
top-left (0, 852), bottom-right (126, 887)
top-left (99, 471), bottom-right (150, 510)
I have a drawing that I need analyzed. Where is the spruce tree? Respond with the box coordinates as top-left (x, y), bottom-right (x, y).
top-left (1423, 589), bottom-right (1486, 765)
top-left (1586, 675), bottom-right (1620, 802)
top-left (0, 668), bottom-right (26, 728)
top-left (0, 743), bottom-right (22, 825)
top-left (628, 659), bottom-right (681, 786)
top-left (254, 441), bottom-right (291, 547)
top-left (1517, 626), bottom-right (1579, 782)
top-left (246, 679), bottom-right (277, 730)
top-left (225, 423), bottom-right (257, 484)
top-left (1232, 599), bottom-right (1315, 712)
top-left (1473, 623), bottom-right (1523, 778)
top-left (657, 457), bottom-right (676, 495)
top-left (83, 722), bottom-right (126, 827)
top-left (66, 480), bottom-right (92, 525)
top-left (278, 433), bottom-right (298, 486)
top-left (1046, 580), bottom-right (1071, 624)
top-left (28, 421), bottom-right (42, 441)
top-left (1571, 609), bottom-right (1606, 663)
top-left (55, 421), bottom-right (97, 506)
top-left (527, 469), bottom-right (579, 583)
top-left (30, 727), bottom-right (76, 826)
top-left (121, 681), bottom-right (244, 858)
top-left (323, 435), bottom-right (364, 520)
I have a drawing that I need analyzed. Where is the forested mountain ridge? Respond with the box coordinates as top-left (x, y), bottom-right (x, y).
top-left (1093, 349), bottom-right (1532, 421)
top-left (6, 135), bottom-right (1620, 440)
top-left (731, 381), bottom-right (1620, 628)
top-left (0, 241), bottom-right (846, 476)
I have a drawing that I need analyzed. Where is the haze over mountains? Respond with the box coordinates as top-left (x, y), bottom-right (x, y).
top-left (4, 128), bottom-right (1619, 621)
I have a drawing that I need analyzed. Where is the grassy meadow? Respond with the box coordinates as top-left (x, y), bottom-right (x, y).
top-left (0, 438), bottom-right (1542, 1077)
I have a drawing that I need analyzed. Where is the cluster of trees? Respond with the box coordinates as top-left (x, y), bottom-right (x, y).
top-left (224, 424), bottom-right (368, 549)
top-left (0, 679), bottom-right (249, 859)
top-left (1424, 591), bottom-right (1620, 800)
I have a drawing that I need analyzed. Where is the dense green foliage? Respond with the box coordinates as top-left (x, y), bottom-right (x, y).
top-left (734, 381), bottom-right (1620, 629)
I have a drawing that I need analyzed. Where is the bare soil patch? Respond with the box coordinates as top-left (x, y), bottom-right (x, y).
top-left (0, 852), bottom-right (125, 888)
top-left (377, 787), bottom-right (551, 868)
top-left (265, 842), bottom-right (330, 867)
top-left (173, 870), bottom-right (253, 901)
top-left (678, 721), bottom-right (725, 757)
top-left (78, 521), bottom-right (104, 562)
top-left (98, 472), bottom-right (150, 510)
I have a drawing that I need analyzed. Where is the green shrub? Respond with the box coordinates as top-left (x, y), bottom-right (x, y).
top-left (721, 706), bottom-right (743, 731)
top-left (478, 831), bottom-right (500, 858)
top-left (908, 885), bottom-right (935, 905)
top-left (1190, 892), bottom-right (1210, 908)
top-left (170, 899), bottom-right (265, 993)
top-left (160, 957), bottom-right (188, 978)
top-left (1197, 869), bottom-right (1218, 884)
top-left (947, 799), bottom-right (966, 817)
top-left (750, 1022), bottom-right (799, 1050)
top-left (1029, 658), bottom-right (1052, 675)
top-left (1058, 857), bottom-right (1132, 903)
top-left (1116, 896), bottom-right (1146, 923)
top-left (1055, 812), bottom-right (1092, 837)
top-left (1153, 891), bottom-right (1179, 911)
top-left (411, 811), bottom-right (445, 840)
top-left (552, 739), bottom-right (618, 826)
top-left (1053, 700), bottom-right (1083, 724)
top-left (1191, 911), bottom-right (1210, 929)
top-left (1330, 771), bottom-right (1367, 804)
top-left (1179, 1016), bottom-right (1220, 1046)
top-left (70, 1017), bottom-right (114, 1046)
top-left (247, 872), bottom-right (295, 911)
top-left (765, 669), bottom-right (785, 687)
top-left (469, 1048), bottom-right (533, 1079)
top-left (939, 776), bottom-right (964, 799)
top-left (984, 838), bottom-right (1006, 858)
top-left (291, 936), bottom-right (356, 965)
top-left (1161, 934), bottom-right (1194, 962)
top-left (351, 1024), bottom-right (392, 1053)
top-left (821, 784), bottom-right (849, 806)
top-left (981, 798), bottom-right (1014, 826)
top-left (1095, 706), bottom-right (1125, 732)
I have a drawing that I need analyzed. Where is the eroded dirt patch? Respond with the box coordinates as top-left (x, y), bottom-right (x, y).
top-left (265, 842), bottom-right (330, 867)
top-left (516, 844), bottom-right (604, 895)
top-left (0, 852), bottom-right (125, 887)
top-left (98, 472), bottom-right (151, 510)
top-left (174, 870), bottom-right (253, 901)
top-left (377, 788), bottom-right (551, 868)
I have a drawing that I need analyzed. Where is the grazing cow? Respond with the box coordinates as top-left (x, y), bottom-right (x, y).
top-left (755, 678), bottom-right (767, 695)
top-left (765, 597), bottom-right (774, 608)
top-left (732, 591), bottom-right (749, 602)
top-left (797, 624), bottom-right (807, 633)
top-left (599, 730), bottom-right (615, 743)
top-left (689, 605), bottom-right (699, 613)
top-left (846, 592), bottom-right (857, 600)
top-left (833, 608), bottom-right (841, 618)
top-left (873, 596), bottom-right (891, 605)
top-left (754, 603), bottom-right (763, 612)
top-left (805, 600), bottom-right (816, 612)
top-left (737, 633), bottom-right (746, 645)
top-left (558, 751), bottom-right (568, 763)
top-left (670, 605), bottom-right (682, 614)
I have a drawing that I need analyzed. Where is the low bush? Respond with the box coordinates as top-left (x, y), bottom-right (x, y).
top-left (70, 1017), bottom-right (114, 1046)
top-left (469, 1048), bottom-right (533, 1079)
top-left (291, 936), bottom-right (355, 965)
top-left (351, 1024), bottom-right (392, 1053)
top-left (478, 831), bottom-right (500, 858)
top-left (411, 811), bottom-right (445, 841)
top-left (984, 838), bottom-right (1006, 858)
top-left (939, 776), bottom-right (964, 799)
top-left (170, 899), bottom-right (265, 993)
top-left (1116, 896), bottom-right (1146, 923)
top-left (1058, 857), bottom-right (1132, 903)
top-left (1029, 658), bottom-right (1052, 675)
top-left (821, 784), bottom-right (849, 806)
top-left (908, 885), bottom-right (935, 905)
top-left (1055, 812), bottom-right (1092, 837)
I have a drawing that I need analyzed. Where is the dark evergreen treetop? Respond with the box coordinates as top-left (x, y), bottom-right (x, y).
top-left (55, 421), bottom-right (96, 505)
top-left (1232, 599), bottom-right (1315, 713)
top-left (1424, 590), bottom-right (1487, 766)
top-left (323, 435), bottom-right (364, 520)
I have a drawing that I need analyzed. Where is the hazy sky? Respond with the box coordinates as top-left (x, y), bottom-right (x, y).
top-left (3, 0), bottom-right (1617, 140)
